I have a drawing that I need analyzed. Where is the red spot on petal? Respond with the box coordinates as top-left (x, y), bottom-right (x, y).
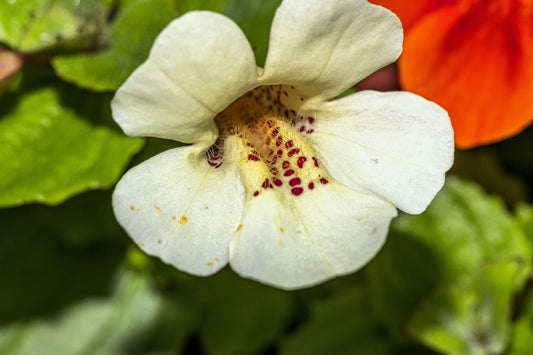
top-left (284, 169), bottom-right (295, 177)
top-left (253, 191), bottom-right (259, 197)
top-left (291, 187), bottom-right (304, 196)
top-left (306, 129), bottom-right (314, 134)
top-left (308, 182), bottom-right (315, 190)
top-left (262, 178), bottom-right (270, 189)
top-left (277, 149), bottom-right (283, 157)
top-left (282, 161), bottom-right (290, 169)
top-left (271, 128), bottom-right (279, 137)
top-left (288, 148), bottom-right (300, 157)
top-left (320, 178), bottom-right (329, 184)
top-left (308, 117), bottom-right (315, 124)
top-left (276, 136), bottom-right (283, 146)
top-left (297, 156), bottom-right (307, 168)
top-left (285, 140), bottom-right (294, 149)
top-left (299, 125), bottom-right (306, 132)
top-left (289, 177), bottom-right (301, 186)
top-left (248, 154), bottom-right (259, 161)
top-left (274, 179), bottom-right (283, 186)
top-left (312, 157), bottom-right (319, 167)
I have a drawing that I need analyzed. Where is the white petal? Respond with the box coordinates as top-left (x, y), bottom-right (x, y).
top-left (113, 146), bottom-right (245, 276)
top-left (112, 11), bottom-right (258, 144)
top-left (309, 91), bottom-right (454, 214)
top-left (261, 0), bottom-right (402, 101)
top-left (229, 182), bottom-right (397, 289)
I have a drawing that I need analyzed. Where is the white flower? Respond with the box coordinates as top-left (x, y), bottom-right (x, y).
top-left (111, 0), bottom-right (454, 289)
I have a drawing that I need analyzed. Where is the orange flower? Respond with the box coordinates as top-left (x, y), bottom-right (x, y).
top-left (371, 0), bottom-right (533, 148)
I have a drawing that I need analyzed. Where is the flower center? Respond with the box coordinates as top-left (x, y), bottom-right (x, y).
top-left (208, 85), bottom-right (330, 198)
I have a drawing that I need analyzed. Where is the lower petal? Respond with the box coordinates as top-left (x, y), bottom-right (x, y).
top-left (113, 146), bottom-right (245, 275)
top-left (229, 181), bottom-right (397, 290)
top-left (309, 90), bottom-right (454, 214)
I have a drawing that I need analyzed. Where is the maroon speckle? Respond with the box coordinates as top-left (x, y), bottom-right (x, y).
top-left (284, 169), bottom-right (295, 177)
top-left (248, 154), bottom-right (259, 161)
top-left (262, 179), bottom-right (270, 189)
top-left (276, 136), bottom-right (283, 146)
top-left (277, 149), bottom-right (283, 157)
top-left (291, 187), bottom-right (304, 196)
top-left (306, 129), bottom-right (314, 134)
top-left (319, 178), bottom-right (329, 184)
top-left (299, 125), bottom-right (306, 133)
top-left (285, 140), bottom-right (294, 149)
top-left (288, 148), bottom-right (300, 157)
top-left (282, 161), bottom-right (290, 169)
top-left (312, 157), bottom-right (319, 167)
top-left (253, 191), bottom-right (259, 197)
top-left (272, 128), bottom-right (279, 137)
top-left (308, 182), bottom-right (315, 190)
top-left (289, 177), bottom-right (301, 186)
top-left (308, 117), bottom-right (315, 124)
top-left (274, 179), bottom-right (283, 186)
top-left (297, 156), bottom-right (307, 169)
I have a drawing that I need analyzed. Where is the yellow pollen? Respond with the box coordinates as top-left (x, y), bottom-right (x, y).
top-left (212, 85), bottom-right (331, 198)
top-left (179, 216), bottom-right (188, 224)
top-left (236, 224), bottom-right (243, 232)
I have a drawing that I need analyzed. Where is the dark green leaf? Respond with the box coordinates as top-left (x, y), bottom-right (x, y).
top-left (280, 285), bottom-right (395, 355)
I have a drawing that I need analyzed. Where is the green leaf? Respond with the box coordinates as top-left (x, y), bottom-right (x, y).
top-left (177, 0), bottom-right (230, 13)
top-left (407, 260), bottom-right (521, 355)
top-left (0, 86), bottom-right (143, 207)
top-left (53, 0), bottom-right (178, 91)
top-left (0, 268), bottom-right (195, 355)
top-left (516, 203), bottom-right (533, 251)
top-left (223, 0), bottom-right (281, 67)
top-left (0, 207), bottom-right (125, 323)
top-left (510, 285), bottom-right (533, 355)
top-left (366, 177), bottom-right (531, 338)
top-left (451, 149), bottom-right (529, 206)
top-left (28, 190), bottom-right (125, 246)
top-left (0, 0), bottom-right (105, 52)
top-left (280, 285), bottom-right (395, 355)
top-left (192, 269), bottom-right (292, 355)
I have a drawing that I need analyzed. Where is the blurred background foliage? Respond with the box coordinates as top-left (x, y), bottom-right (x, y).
top-left (1, 0), bottom-right (533, 354)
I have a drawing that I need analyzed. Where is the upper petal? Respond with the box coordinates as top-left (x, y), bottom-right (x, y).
top-left (229, 182), bottom-right (397, 289)
top-left (261, 0), bottom-right (403, 101)
top-left (112, 11), bottom-right (259, 144)
top-left (113, 146), bottom-right (245, 276)
top-left (308, 90), bottom-right (454, 214)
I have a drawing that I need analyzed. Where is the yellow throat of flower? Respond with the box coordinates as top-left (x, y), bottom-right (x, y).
top-left (210, 85), bottom-right (330, 198)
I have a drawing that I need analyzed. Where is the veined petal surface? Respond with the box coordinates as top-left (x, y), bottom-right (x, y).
top-left (112, 11), bottom-right (258, 144)
top-left (113, 146), bottom-right (245, 275)
top-left (229, 182), bottom-right (397, 289)
top-left (309, 91), bottom-right (454, 214)
top-left (261, 0), bottom-right (403, 100)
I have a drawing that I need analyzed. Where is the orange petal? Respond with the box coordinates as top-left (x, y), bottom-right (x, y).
top-left (400, 1), bottom-right (533, 148)
top-left (369, 0), bottom-right (449, 32)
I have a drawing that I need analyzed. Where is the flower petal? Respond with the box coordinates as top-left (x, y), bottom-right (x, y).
top-left (229, 182), bottom-right (397, 289)
top-left (309, 91), bottom-right (454, 214)
top-left (369, 0), bottom-right (449, 32)
top-left (261, 0), bottom-right (403, 101)
top-left (399, 1), bottom-right (533, 148)
top-left (112, 11), bottom-right (258, 144)
top-left (113, 146), bottom-right (245, 276)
